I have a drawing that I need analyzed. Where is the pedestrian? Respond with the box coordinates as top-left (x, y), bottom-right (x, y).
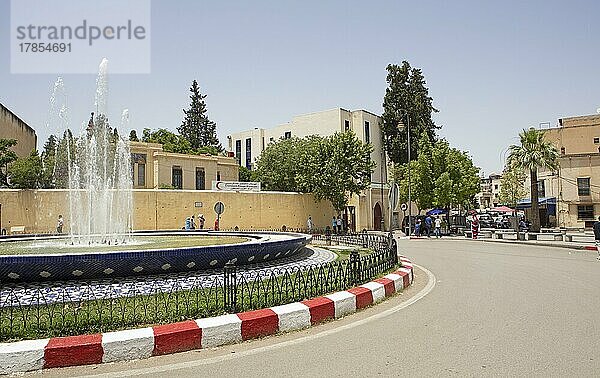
top-left (594, 216), bottom-right (600, 260)
top-left (307, 216), bottom-right (314, 233)
top-left (190, 215), bottom-right (196, 230)
top-left (214, 217), bottom-right (220, 231)
top-left (332, 216), bottom-right (337, 234)
top-left (198, 214), bottom-right (205, 229)
top-left (336, 216), bottom-right (342, 235)
top-left (434, 216), bottom-right (442, 238)
top-left (56, 214), bottom-right (64, 234)
top-left (414, 219), bottom-right (421, 237)
top-left (471, 212), bottom-right (479, 239)
top-left (425, 215), bottom-right (433, 238)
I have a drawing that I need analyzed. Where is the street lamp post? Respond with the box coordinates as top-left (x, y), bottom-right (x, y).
top-left (398, 110), bottom-right (411, 236)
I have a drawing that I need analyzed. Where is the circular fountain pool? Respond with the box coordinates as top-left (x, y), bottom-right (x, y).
top-left (0, 231), bottom-right (311, 283)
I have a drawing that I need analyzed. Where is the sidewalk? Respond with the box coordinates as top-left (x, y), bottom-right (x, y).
top-left (404, 234), bottom-right (597, 252)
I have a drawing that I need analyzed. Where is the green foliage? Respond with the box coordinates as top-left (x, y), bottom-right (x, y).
top-left (53, 130), bottom-right (75, 189)
top-left (40, 135), bottom-right (58, 188)
top-left (239, 166), bottom-right (254, 182)
top-left (142, 128), bottom-right (192, 154)
top-left (382, 61), bottom-right (439, 164)
top-left (393, 136), bottom-right (480, 211)
top-left (0, 138), bottom-right (18, 186)
top-left (254, 132), bottom-right (375, 212)
top-left (507, 128), bottom-right (558, 232)
top-left (8, 150), bottom-right (43, 189)
top-left (498, 165), bottom-right (527, 206)
top-left (178, 80), bottom-right (223, 152)
top-left (129, 130), bottom-right (139, 142)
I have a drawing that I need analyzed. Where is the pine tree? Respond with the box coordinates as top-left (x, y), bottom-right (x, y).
top-left (382, 61), bottom-right (439, 164)
top-left (178, 80), bottom-right (223, 152)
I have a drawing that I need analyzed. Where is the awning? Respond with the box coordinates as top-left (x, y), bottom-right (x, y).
top-left (516, 197), bottom-right (556, 215)
top-left (491, 206), bottom-right (513, 213)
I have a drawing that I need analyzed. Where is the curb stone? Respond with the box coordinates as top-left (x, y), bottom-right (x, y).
top-left (0, 259), bottom-right (414, 374)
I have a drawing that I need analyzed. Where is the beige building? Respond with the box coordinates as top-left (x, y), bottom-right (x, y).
top-left (227, 108), bottom-right (394, 232)
top-left (0, 103), bottom-right (37, 158)
top-left (476, 172), bottom-right (503, 209)
top-left (534, 114), bottom-right (600, 228)
top-left (130, 142), bottom-right (239, 190)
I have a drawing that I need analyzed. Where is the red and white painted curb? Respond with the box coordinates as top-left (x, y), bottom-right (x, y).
top-left (0, 259), bottom-right (414, 374)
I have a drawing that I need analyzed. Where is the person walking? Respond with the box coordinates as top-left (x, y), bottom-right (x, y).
top-left (56, 215), bottom-right (64, 234)
top-left (190, 215), bottom-right (196, 230)
top-left (332, 216), bottom-right (337, 234)
top-left (425, 215), bottom-right (433, 238)
top-left (307, 216), bottom-right (314, 233)
top-left (336, 216), bottom-right (342, 235)
top-left (434, 216), bottom-right (442, 238)
top-left (414, 219), bottom-right (422, 237)
top-left (214, 217), bottom-right (220, 231)
top-left (198, 214), bottom-right (205, 229)
top-left (471, 212), bottom-right (480, 239)
top-left (594, 216), bottom-right (600, 260)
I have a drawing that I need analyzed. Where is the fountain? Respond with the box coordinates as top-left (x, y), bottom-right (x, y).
top-left (0, 59), bottom-right (311, 283)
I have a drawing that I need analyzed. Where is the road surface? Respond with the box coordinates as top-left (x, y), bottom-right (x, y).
top-left (36, 239), bottom-right (600, 377)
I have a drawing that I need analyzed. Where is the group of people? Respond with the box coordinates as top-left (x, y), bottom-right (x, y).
top-left (414, 215), bottom-right (443, 238)
top-left (184, 214), bottom-right (207, 230)
top-left (305, 215), bottom-right (350, 234)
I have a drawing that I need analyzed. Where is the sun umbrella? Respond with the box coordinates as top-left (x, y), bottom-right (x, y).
top-left (492, 206), bottom-right (513, 213)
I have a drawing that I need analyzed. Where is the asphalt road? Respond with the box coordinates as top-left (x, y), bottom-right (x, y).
top-left (36, 239), bottom-right (600, 377)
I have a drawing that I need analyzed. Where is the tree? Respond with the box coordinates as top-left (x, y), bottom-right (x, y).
top-left (253, 132), bottom-right (375, 212)
top-left (41, 135), bottom-right (58, 188)
top-left (129, 130), bottom-right (139, 142)
top-left (0, 139), bottom-right (18, 186)
top-left (508, 128), bottom-right (558, 232)
top-left (498, 165), bottom-right (527, 207)
top-left (8, 150), bottom-right (43, 189)
top-left (382, 61), bottom-right (439, 164)
top-left (178, 80), bottom-right (223, 152)
top-left (239, 166), bottom-right (253, 182)
top-left (392, 137), bottom-right (480, 212)
top-left (142, 128), bottom-right (192, 154)
top-left (254, 137), bottom-right (305, 192)
top-left (300, 132), bottom-right (375, 212)
top-left (53, 130), bottom-right (75, 188)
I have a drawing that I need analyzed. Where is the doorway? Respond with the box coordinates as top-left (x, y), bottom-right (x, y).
top-left (373, 203), bottom-right (382, 231)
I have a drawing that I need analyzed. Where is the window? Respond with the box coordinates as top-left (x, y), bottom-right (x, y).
top-left (195, 168), bottom-right (205, 190)
top-left (216, 171), bottom-right (221, 181)
top-left (560, 147), bottom-right (565, 155)
top-left (235, 140), bottom-right (242, 165)
top-left (245, 138), bottom-right (252, 169)
top-left (537, 180), bottom-right (545, 197)
top-left (577, 205), bottom-right (594, 220)
top-left (577, 177), bottom-right (590, 196)
top-left (137, 163), bottom-right (145, 187)
top-left (594, 137), bottom-right (599, 144)
top-left (364, 121), bottom-right (370, 144)
top-left (172, 167), bottom-right (183, 189)
top-left (344, 120), bottom-right (350, 131)
top-left (284, 131), bottom-right (292, 139)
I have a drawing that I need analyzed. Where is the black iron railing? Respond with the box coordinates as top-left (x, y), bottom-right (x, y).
top-left (0, 233), bottom-right (398, 342)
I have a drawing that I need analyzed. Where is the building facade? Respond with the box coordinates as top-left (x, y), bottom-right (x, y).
top-left (130, 142), bottom-right (239, 190)
top-left (534, 114), bottom-right (600, 228)
top-left (0, 103), bottom-right (37, 158)
top-left (227, 108), bottom-right (393, 232)
top-left (476, 172), bottom-right (503, 209)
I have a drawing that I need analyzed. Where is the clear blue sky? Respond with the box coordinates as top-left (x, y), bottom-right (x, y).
top-left (1, 0), bottom-right (600, 175)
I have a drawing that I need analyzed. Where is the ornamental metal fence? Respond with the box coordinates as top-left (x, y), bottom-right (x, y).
top-left (0, 233), bottom-right (398, 342)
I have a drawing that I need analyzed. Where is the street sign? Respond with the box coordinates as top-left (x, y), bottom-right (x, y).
top-left (400, 203), bottom-right (408, 212)
top-left (388, 183), bottom-right (399, 211)
top-left (214, 201), bottom-right (225, 215)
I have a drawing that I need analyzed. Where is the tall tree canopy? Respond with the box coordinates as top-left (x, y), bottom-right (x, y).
top-left (382, 61), bottom-right (439, 164)
top-left (507, 128), bottom-right (558, 232)
top-left (178, 80), bottom-right (223, 152)
top-left (498, 164), bottom-right (527, 207)
top-left (8, 150), bottom-right (43, 189)
top-left (393, 135), bottom-right (480, 212)
top-left (254, 132), bottom-right (375, 212)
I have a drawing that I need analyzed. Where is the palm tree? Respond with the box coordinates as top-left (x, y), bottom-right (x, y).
top-left (507, 128), bottom-right (558, 232)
